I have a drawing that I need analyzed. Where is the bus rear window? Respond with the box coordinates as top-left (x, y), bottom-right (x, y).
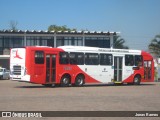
top-left (35, 51), bottom-right (44, 64)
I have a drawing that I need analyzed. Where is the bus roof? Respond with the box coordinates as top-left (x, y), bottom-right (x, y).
top-left (58, 46), bottom-right (141, 54)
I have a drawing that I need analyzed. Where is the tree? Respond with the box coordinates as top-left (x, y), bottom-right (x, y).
top-left (113, 35), bottom-right (129, 49)
top-left (48, 25), bottom-right (76, 32)
top-left (148, 34), bottom-right (160, 57)
top-left (9, 20), bottom-right (18, 30)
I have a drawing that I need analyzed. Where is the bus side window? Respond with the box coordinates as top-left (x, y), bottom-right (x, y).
top-left (100, 54), bottom-right (112, 65)
top-left (59, 52), bottom-right (69, 64)
top-left (70, 52), bottom-right (76, 64)
top-left (125, 55), bottom-right (134, 66)
top-left (135, 55), bottom-right (143, 66)
top-left (35, 51), bottom-right (44, 64)
top-left (77, 53), bottom-right (84, 65)
top-left (70, 52), bottom-right (84, 65)
top-left (85, 53), bottom-right (99, 65)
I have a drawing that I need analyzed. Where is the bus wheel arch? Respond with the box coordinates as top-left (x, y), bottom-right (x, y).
top-left (75, 74), bottom-right (85, 86)
top-left (133, 74), bottom-right (141, 85)
top-left (60, 73), bottom-right (71, 87)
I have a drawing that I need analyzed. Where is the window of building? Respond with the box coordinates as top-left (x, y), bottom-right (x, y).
top-left (69, 52), bottom-right (84, 65)
top-left (125, 55), bottom-right (134, 66)
top-left (59, 52), bottom-right (69, 64)
top-left (3, 36), bottom-right (24, 48)
top-left (74, 37), bottom-right (83, 46)
top-left (26, 36), bottom-right (54, 47)
top-left (135, 55), bottom-right (143, 66)
top-left (56, 36), bottom-right (83, 47)
top-left (85, 37), bottom-right (110, 48)
top-left (85, 53), bottom-right (99, 65)
top-left (100, 54), bottom-right (112, 65)
top-left (0, 37), bottom-right (3, 54)
top-left (35, 51), bottom-right (44, 64)
top-left (0, 37), bottom-right (3, 47)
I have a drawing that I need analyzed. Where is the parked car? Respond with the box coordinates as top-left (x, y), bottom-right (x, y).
top-left (0, 68), bottom-right (10, 80)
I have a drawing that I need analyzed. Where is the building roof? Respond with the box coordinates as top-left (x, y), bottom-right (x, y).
top-left (0, 29), bottom-right (119, 35)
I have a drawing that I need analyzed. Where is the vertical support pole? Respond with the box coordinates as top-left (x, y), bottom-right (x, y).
top-left (24, 32), bottom-right (26, 46)
top-left (110, 34), bottom-right (114, 48)
top-left (82, 32), bottom-right (85, 46)
top-left (54, 32), bottom-right (56, 48)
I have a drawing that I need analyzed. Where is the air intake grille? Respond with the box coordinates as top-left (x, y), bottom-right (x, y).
top-left (13, 65), bottom-right (21, 75)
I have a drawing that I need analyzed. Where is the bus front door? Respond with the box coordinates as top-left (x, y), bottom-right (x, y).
top-left (144, 61), bottom-right (152, 81)
top-left (114, 56), bottom-right (123, 82)
top-left (46, 54), bottom-right (56, 83)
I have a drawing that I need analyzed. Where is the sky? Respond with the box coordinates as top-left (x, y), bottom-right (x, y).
top-left (0, 0), bottom-right (160, 50)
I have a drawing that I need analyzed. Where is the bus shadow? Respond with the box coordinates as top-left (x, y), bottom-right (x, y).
top-left (83, 83), bottom-right (156, 87)
top-left (15, 86), bottom-right (48, 88)
top-left (15, 83), bottom-right (156, 89)
top-left (0, 79), bottom-right (10, 81)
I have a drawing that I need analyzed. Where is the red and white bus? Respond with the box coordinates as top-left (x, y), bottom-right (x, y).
top-left (10, 46), bottom-right (154, 86)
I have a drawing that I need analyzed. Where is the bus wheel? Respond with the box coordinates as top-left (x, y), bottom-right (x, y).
top-left (133, 75), bottom-right (141, 85)
top-left (75, 75), bottom-right (85, 87)
top-left (60, 75), bottom-right (71, 87)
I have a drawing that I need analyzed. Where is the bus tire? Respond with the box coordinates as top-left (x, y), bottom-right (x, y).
top-left (60, 75), bottom-right (71, 87)
top-left (75, 75), bottom-right (85, 87)
top-left (133, 75), bottom-right (141, 85)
